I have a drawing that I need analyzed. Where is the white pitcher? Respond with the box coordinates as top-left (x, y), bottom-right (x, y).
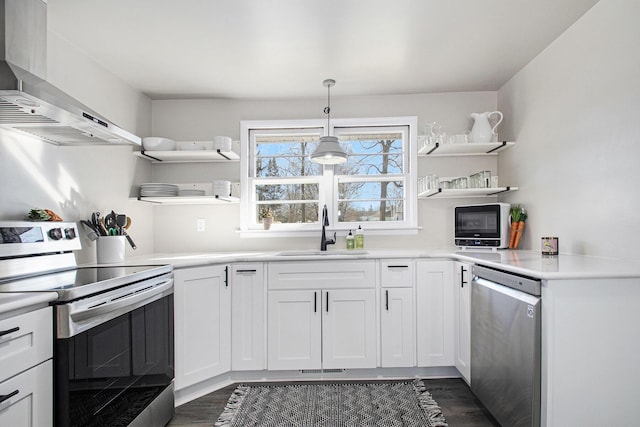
top-left (470, 111), bottom-right (503, 143)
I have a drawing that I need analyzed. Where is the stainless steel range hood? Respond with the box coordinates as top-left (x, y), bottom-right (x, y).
top-left (0, 0), bottom-right (141, 146)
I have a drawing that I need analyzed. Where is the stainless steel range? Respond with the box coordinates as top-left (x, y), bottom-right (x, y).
top-left (0, 221), bottom-right (174, 427)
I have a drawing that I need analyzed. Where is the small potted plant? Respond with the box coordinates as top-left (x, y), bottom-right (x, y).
top-left (261, 208), bottom-right (274, 230)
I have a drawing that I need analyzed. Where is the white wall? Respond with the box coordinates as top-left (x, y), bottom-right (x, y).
top-left (0, 27), bottom-right (154, 264)
top-left (498, 0), bottom-right (640, 260)
top-left (150, 92), bottom-right (500, 253)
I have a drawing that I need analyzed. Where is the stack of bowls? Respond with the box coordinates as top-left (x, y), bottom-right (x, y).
top-left (142, 137), bottom-right (176, 151)
top-left (213, 180), bottom-right (231, 197)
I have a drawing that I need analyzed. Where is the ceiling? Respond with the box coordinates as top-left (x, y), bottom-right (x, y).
top-left (46, 0), bottom-right (599, 100)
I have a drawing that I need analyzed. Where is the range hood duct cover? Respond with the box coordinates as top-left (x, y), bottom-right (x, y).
top-left (0, 0), bottom-right (141, 146)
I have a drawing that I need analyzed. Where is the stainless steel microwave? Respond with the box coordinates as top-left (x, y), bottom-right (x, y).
top-left (455, 203), bottom-right (511, 248)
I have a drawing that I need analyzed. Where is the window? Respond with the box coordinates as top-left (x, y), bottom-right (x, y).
top-left (240, 117), bottom-right (417, 234)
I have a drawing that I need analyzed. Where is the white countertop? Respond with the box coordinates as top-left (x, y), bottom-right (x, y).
top-left (123, 248), bottom-right (640, 280)
top-left (0, 292), bottom-right (58, 316)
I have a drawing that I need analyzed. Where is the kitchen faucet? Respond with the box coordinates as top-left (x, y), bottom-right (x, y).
top-left (320, 205), bottom-right (336, 251)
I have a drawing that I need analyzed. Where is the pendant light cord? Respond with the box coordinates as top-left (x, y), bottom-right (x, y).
top-left (323, 79), bottom-right (335, 135)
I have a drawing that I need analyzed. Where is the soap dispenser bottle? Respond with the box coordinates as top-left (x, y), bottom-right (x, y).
top-left (346, 230), bottom-right (355, 250)
top-left (355, 225), bottom-right (364, 249)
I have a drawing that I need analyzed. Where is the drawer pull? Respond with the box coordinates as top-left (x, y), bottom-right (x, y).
top-left (0, 326), bottom-right (19, 337)
top-left (236, 269), bottom-right (257, 273)
top-left (0, 389), bottom-right (19, 404)
top-left (387, 265), bottom-right (408, 269)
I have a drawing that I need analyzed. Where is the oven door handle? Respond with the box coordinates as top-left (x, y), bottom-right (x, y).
top-left (69, 278), bottom-right (173, 324)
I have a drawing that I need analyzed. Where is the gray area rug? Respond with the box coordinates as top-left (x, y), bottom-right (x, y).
top-left (215, 379), bottom-right (448, 427)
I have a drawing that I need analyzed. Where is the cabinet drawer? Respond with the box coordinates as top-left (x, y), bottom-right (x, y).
top-left (0, 307), bottom-right (52, 383)
top-left (0, 360), bottom-right (52, 427)
top-left (268, 261), bottom-right (376, 290)
top-left (380, 259), bottom-right (415, 287)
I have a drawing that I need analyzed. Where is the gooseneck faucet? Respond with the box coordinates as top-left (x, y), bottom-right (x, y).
top-left (320, 204), bottom-right (336, 251)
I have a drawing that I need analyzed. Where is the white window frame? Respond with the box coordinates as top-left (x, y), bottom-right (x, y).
top-left (240, 116), bottom-right (418, 235)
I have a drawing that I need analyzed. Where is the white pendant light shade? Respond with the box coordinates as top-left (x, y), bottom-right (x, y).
top-left (310, 79), bottom-right (348, 164)
top-left (310, 136), bottom-right (347, 164)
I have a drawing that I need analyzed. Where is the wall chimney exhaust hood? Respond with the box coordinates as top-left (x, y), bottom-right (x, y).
top-left (0, 0), bottom-right (141, 146)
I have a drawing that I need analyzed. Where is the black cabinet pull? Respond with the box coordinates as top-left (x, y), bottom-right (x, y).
top-left (0, 327), bottom-right (19, 337)
top-left (387, 265), bottom-right (408, 269)
top-left (326, 291), bottom-right (329, 312)
top-left (0, 389), bottom-right (19, 404)
top-left (224, 266), bottom-right (229, 287)
top-left (236, 269), bottom-right (257, 273)
top-left (314, 292), bottom-right (317, 313)
top-left (460, 265), bottom-right (467, 288)
top-left (385, 290), bottom-right (389, 311)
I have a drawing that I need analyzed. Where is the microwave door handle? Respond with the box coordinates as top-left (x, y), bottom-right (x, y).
top-left (69, 279), bottom-right (173, 323)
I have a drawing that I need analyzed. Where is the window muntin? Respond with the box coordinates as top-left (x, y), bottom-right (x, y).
top-left (249, 128), bottom-right (323, 228)
top-left (242, 118), bottom-right (416, 232)
top-left (334, 126), bottom-right (408, 226)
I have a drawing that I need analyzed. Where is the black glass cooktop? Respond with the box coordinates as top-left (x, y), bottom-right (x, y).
top-left (0, 264), bottom-right (172, 302)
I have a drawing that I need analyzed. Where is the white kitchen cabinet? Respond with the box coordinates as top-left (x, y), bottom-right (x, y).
top-left (231, 263), bottom-right (265, 371)
top-left (380, 287), bottom-right (414, 367)
top-left (267, 260), bottom-right (377, 371)
top-left (0, 360), bottom-right (52, 427)
top-left (453, 261), bottom-right (471, 382)
top-left (416, 260), bottom-right (455, 366)
top-left (268, 288), bottom-right (376, 370)
top-left (174, 265), bottom-right (231, 391)
top-left (322, 288), bottom-right (376, 369)
top-left (0, 306), bottom-right (53, 427)
top-left (380, 260), bottom-right (415, 367)
top-left (267, 289), bottom-right (321, 370)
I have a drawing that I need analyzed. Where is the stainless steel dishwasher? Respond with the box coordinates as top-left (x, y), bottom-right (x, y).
top-left (471, 265), bottom-right (541, 427)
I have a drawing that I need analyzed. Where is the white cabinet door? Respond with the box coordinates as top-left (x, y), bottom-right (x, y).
top-left (231, 264), bottom-right (265, 371)
top-left (322, 289), bottom-right (376, 369)
top-left (174, 265), bottom-right (231, 391)
top-left (454, 261), bottom-right (471, 382)
top-left (0, 360), bottom-right (52, 427)
top-left (380, 287), bottom-right (415, 367)
top-left (267, 290), bottom-right (322, 370)
top-left (416, 260), bottom-right (455, 366)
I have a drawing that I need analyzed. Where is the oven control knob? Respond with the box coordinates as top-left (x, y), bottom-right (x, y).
top-left (64, 228), bottom-right (77, 240)
top-left (48, 228), bottom-right (63, 240)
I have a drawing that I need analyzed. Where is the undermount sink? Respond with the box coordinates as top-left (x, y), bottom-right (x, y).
top-left (276, 250), bottom-right (369, 256)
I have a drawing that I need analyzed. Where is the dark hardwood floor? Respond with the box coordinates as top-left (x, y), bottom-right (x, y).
top-left (167, 378), bottom-right (499, 426)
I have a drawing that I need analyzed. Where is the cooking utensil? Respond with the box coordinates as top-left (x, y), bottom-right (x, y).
top-left (104, 211), bottom-right (116, 230)
top-left (80, 220), bottom-right (99, 241)
top-left (124, 232), bottom-right (137, 250)
top-left (116, 214), bottom-right (127, 234)
top-left (125, 216), bottom-right (132, 230)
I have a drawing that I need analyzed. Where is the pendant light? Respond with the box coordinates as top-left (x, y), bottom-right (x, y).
top-left (310, 79), bottom-right (348, 164)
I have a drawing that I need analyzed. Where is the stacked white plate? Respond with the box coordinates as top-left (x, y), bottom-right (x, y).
top-left (213, 180), bottom-right (231, 197)
top-left (140, 183), bottom-right (179, 197)
top-left (178, 189), bottom-right (206, 197)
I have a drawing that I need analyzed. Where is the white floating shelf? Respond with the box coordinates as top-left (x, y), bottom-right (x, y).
top-left (417, 140), bottom-right (514, 156)
top-left (418, 187), bottom-right (518, 198)
top-left (134, 149), bottom-right (240, 163)
top-left (138, 196), bottom-right (240, 205)
top-left (136, 182), bottom-right (240, 205)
